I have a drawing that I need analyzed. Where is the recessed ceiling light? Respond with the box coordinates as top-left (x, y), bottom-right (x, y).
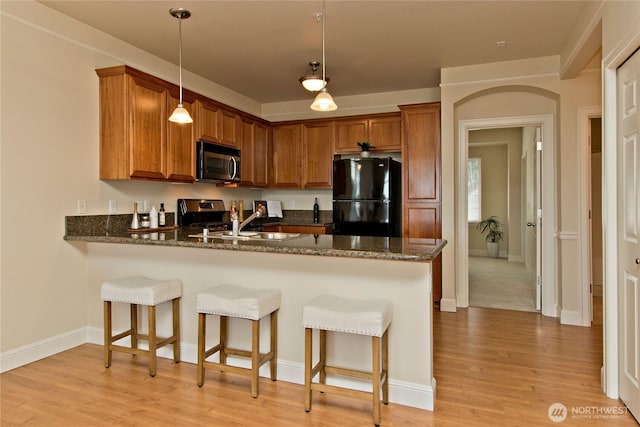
top-left (497, 40), bottom-right (507, 48)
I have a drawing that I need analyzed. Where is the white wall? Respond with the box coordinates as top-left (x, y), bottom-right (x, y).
top-left (0, 1), bottom-right (441, 362)
top-left (439, 54), bottom-right (601, 321)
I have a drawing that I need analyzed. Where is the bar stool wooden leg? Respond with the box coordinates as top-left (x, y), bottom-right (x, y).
top-left (148, 305), bottom-right (157, 377)
top-left (319, 329), bottom-right (327, 385)
top-left (382, 329), bottom-right (389, 405)
top-left (270, 310), bottom-right (278, 380)
top-left (104, 301), bottom-right (112, 368)
top-left (251, 319), bottom-right (260, 398)
top-left (130, 304), bottom-right (138, 351)
top-left (304, 327), bottom-right (313, 412)
top-left (219, 316), bottom-right (228, 366)
top-left (172, 298), bottom-right (180, 362)
top-left (197, 312), bottom-right (206, 387)
top-left (372, 336), bottom-right (381, 427)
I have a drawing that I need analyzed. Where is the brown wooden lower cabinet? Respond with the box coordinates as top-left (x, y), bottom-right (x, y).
top-left (262, 224), bottom-right (332, 235)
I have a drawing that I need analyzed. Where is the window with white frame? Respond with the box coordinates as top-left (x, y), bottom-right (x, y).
top-left (468, 157), bottom-right (481, 222)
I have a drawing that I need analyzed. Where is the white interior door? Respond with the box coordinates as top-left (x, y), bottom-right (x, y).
top-left (618, 48), bottom-right (640, 421)
top-left (535, 127), bottom-right (542, 311)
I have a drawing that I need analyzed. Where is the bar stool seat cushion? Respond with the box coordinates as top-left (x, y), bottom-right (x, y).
top-left (101, 276), bottom-right (182, 306)
top-left (197, 284), bottom-right (281, 320)
top-left (302, 295), bottom-right (392, 337)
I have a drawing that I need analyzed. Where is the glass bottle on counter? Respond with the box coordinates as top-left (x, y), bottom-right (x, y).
top-left (313, 198), bottom-right (319, 224)
top-left (159, 203), bottom-right (166, 227)
top-left (131, 202), bottom-right (140, 229)
top-left (149, 205), bottom-right (158, 229)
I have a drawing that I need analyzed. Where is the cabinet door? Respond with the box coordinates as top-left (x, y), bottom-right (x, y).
top-left (402, 104), bottom-right (441, 202)
top-left (166, 94), bottom-right (195, 182)
top-left (221, 110), bottom-right (241, 148)
top-left (128, 75), bottom-right (167, 180)
top-left (240, 120), bottom-right (255, 185)
top-left (369, 116), bottom-right (401, 151)
top-left (194, 99), bottom-right (221, 142)
top-left (334, 119), bottom-right (367, 153)
top-left (253, 123), bottom-right (270, 188)
top-left (271, 124), bottom-right (302, 188)
top-left (302, 122), bottom-right (334, 189)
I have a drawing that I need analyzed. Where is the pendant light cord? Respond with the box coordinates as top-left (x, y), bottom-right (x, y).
top-left (321, 0), bottom-right (326, 85)
top-left (178, 15), bottom-right (184, 105)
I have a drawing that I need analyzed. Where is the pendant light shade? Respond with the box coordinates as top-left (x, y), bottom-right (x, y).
top-left (300, 61), bottom-right (328, 91)
top-left (311, 88), bottom-right (338, 111)
top-left (168, 105), bottom-right (193, 123)
top-left (169, 7), bottom-right (193, 124)
top-left (309, 1), bottom-right (337, 111)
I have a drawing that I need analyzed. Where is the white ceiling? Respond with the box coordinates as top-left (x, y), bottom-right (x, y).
top-left (39, 0), bottom-right (593, 104)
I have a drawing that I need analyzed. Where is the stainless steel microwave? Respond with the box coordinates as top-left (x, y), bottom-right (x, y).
top-left (196, 140), bottom-right (241, 183)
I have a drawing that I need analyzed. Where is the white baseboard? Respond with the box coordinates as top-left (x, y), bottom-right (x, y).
top-left (507, 254), bottom-right (524, 263)
top-left (0, 328), bottom-right (87, 373)
top-left (440, 298), bottom-right (457, 312)
top-left (2, 327), bottom-right (435, 411)
top-left (560, 309), bottom-right (589, 326)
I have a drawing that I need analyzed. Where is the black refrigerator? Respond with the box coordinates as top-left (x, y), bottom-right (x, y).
top-left (332, 157), bottom-right (402, 237)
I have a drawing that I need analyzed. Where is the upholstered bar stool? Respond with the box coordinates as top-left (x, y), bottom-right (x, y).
top-left (196, 284), bottom-right (281, 398)
top-left (101, 276), bottom-right (182, 377)
top-left (302, 295), bottom-right (392, 427)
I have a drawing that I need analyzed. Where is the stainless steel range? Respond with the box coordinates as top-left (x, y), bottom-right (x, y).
top-left (177, 199), bottom-right (229, 230)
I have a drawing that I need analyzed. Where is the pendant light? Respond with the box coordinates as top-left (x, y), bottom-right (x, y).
top-left (310, 1), bottom-right (337, 112)
top-left (300, 61), bottom-right (329, 91)
top-left (168, 7), bottom-right (193, 124)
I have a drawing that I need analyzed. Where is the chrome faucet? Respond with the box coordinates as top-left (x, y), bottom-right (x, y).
top-left (234, 204), bottom-right (266, 236)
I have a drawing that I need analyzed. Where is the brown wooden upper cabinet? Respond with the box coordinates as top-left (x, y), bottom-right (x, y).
top-left (270, 122), bottom-right (333, 189)
top-left (302, 121), bottom-right (334, 189)
top-left (194, 99), bottom-right (221, 143)
top-left (239, 120), bottom-right (270, 188)
top-left (221, 110), bottom-right (241, 148)
top-left (271, 124), bottom-right (303, 188)
top-left (334, 114), bottom-right (401, 154)
top-left (96, 65), bottom-right (195, 183)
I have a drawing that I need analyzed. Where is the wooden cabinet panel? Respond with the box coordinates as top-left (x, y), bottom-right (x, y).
top-left (194, 99), bottom-right (221, 143)
top-left (302, 121), bottom-right (334, 189)
top-left (166, 94), bottom-right (195, 182)
top-left (402, 105), bottom-right (441, 202)
top-left (221, 111), bottom-right (240, 148)
top-left (400, 103), bottom-right (442, 302)
top-left (369, 116), bottom-right (401, 151)
top-left (128, 75), bottom-right (167, 180)
top-left (403, 204), bottom-right (441, 238)
top-left (271, 124), bottom-right (302, 188)
top-left (334, 114), bottom-right (401, 154)
top-left (334, 120), bottom-right (367, 153)
top-left (253, 123), bottom-right (269, 188)
top-left (240, 120), bottom-right (255, 185)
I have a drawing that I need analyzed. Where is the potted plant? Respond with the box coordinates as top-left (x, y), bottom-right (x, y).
top-left (476, 216), bottom-right (503, 258)
top-left (357, 142), bottom-right (374, 158)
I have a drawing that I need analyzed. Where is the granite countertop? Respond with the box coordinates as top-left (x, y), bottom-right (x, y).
top-left (64, 215), bottom-right (446, 262)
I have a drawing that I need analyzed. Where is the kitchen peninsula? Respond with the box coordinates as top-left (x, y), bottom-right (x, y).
top-left (65, 217), bottom-right (445, 411)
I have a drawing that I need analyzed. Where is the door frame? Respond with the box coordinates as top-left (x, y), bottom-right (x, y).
top-left (602, 34), bottom-right (640, 400)
top-left (579, 105), bottom-right (601, 328)
top-left (456, 114), bottom-right (557, 317)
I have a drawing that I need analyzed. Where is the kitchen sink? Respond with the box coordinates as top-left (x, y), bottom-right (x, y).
top-left (193, 231), bottom-right (302, 241)
top-left (251, 232), bottom-right (301, 241)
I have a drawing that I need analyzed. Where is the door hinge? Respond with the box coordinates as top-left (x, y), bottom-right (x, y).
top-left (537, 276), bottom-right (542, 286)
top-left (536, 140), bottom-right (543, 151)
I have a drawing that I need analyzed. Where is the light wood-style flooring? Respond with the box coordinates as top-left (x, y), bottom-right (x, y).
top-left (1, 298), bottom-right (636, 426)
